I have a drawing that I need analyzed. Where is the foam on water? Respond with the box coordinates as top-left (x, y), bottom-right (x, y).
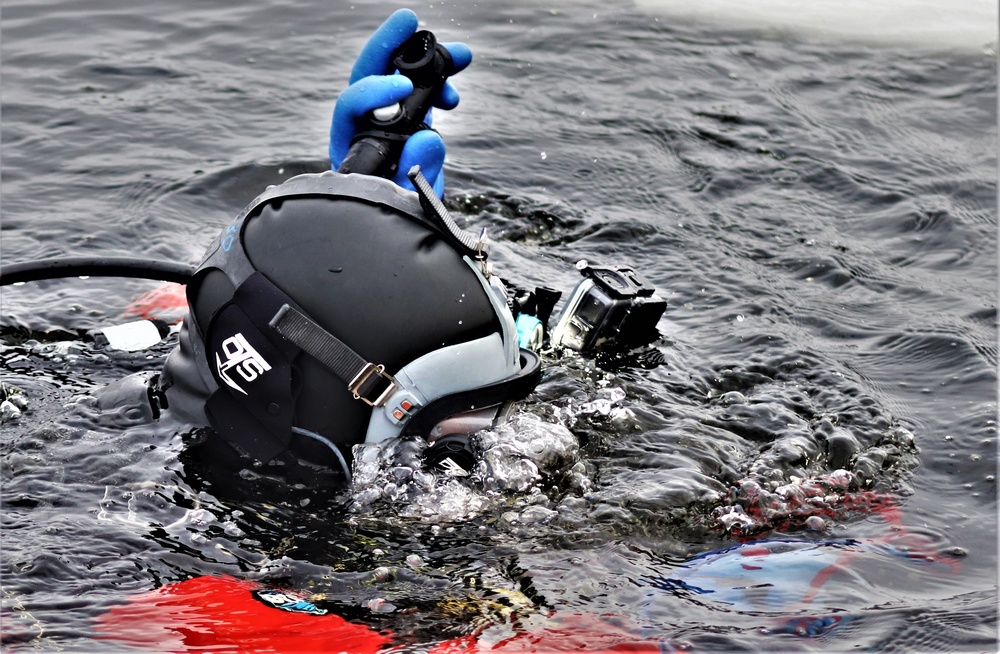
top-left (349, 412), bottom-right (587, 523)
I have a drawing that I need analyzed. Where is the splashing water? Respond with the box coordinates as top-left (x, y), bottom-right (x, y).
top-left (350, 412), bottom-right (588, 524)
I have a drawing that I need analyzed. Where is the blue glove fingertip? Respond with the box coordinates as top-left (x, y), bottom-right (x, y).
top-left (350, 8), bottom-right (419, 83)
top-left (435, 43), bottom-right (471, 109)
top-left (436, 84), bottom-right (461, 111)
top-left (442, 42), bottom-right (473, 72)
top-left (395, 130), bottom-right (447, 197)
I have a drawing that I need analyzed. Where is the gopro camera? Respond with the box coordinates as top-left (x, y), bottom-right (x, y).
top-left (548, 261), bottom-right (666, 353)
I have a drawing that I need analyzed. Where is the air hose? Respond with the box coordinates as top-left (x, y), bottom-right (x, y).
top-left (0, 257), bottom-right (195, 286)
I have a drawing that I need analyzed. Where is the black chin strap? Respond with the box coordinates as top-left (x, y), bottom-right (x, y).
top-left (269, 304), bottom-right (397, 407)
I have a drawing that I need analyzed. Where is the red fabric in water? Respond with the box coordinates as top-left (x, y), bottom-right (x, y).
top-left (123, 282), bottom-right (188, 322)
top-left (427, 613), bottom-right (670, 653)
top-left (94, 575), bottom-right (392, 654)
top-left (95, 576), bottom-right (671, 654)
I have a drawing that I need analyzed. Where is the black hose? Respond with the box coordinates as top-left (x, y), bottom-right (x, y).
top-left (1, 257), bottom-right (195, 286)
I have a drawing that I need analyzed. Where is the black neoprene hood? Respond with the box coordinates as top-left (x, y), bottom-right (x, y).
top-left (159, 170), bottom-right (537, 474)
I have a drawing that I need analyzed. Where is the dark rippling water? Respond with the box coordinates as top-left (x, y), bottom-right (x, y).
top-left (1, 1), bottom-right (996, 652)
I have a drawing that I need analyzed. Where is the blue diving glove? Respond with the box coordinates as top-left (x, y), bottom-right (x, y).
top-left (329, 8), bottom-right (472, 197)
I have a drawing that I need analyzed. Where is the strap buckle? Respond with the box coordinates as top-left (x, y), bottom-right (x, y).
top-left (476, 228), bottom-right (492, 279)
top-left (348, 363), bottom-right (398, 407)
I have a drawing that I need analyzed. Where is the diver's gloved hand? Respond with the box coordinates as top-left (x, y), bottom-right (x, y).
top-left (329, 8), bottom-right (472, 197)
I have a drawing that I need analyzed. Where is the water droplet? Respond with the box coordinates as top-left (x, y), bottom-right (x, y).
top-left (366, 597), bottom-right (396, 613)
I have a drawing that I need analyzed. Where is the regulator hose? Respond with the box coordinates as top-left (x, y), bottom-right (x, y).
top-left (0, 257), bottom-right (195, 286)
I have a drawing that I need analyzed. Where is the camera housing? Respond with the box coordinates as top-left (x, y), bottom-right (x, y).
top-left (549, 262), bottom-right (666, 353)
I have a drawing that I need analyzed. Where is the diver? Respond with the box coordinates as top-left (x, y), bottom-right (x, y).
top-left (1, 9), bottom-right (664, 497)
top-left (108, 8), bottom-right (537, 493)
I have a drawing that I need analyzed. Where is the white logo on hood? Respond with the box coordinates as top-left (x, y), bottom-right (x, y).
top-left (215, 332), bottom-right (272, 395)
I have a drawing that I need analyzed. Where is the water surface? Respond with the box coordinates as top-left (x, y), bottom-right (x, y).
top-left (1, 1), bottom-right (996, 652)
